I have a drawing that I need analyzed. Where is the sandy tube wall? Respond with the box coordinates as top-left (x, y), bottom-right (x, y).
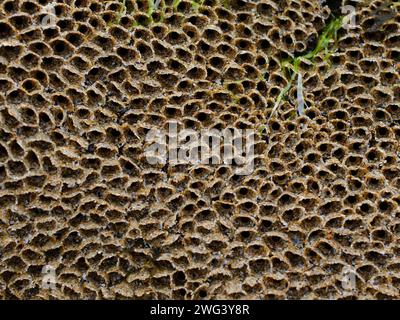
top-left (0, 0), bottom-right (399, 299)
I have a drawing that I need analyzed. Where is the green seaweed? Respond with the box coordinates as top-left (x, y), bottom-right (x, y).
top-left (173, 0), bottom-right (181, 10)
top-left (131, 0), bottom-right (205, 25)
top-left (269, 16), bottom-right (344, 122)
top-left (191, 0), bottom-right (205, 11)
top-left (222, 0), bottom-right (230, 9)
top-left (147, 0), bottom-right (156, 16)
top-left (116, 0), bottom-right (127, 23)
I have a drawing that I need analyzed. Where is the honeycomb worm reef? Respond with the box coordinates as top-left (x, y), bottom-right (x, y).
top-left (0, 0), bottom-right (400, 299)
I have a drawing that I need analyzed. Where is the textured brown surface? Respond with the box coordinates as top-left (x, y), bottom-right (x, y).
top-left (0, 0), bottom-right (400, 299)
